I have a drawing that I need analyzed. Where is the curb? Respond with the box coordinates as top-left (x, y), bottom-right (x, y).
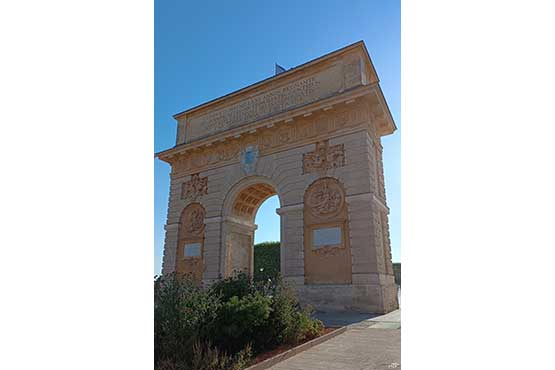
top-left (245, 326), bottom-right (347, 370)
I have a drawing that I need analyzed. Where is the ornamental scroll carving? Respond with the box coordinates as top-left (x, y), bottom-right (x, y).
top-left (303, 140), bottom-right (345, 175)
top-left (181, 173), bottom-right (208, 200)
top-left (314, 245), bottom-right (342, 257)
top-left (305, 177), bottom-right (345, 220)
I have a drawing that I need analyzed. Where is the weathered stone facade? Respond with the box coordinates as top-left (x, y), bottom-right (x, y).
top-left (157, 41), bottom-right (398, 313)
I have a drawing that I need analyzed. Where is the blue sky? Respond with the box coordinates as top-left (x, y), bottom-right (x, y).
top-left (154, 0), bottom-right (400, 275)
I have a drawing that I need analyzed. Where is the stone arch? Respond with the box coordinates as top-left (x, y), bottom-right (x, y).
top-left (158, 42), bottom-right (399, 313)
top-left (222, 175), bottom-right (282, 220)
top-left (220, 176), bottom-right (282, 278)
top-left (175, 202), bottom-right (206, 281)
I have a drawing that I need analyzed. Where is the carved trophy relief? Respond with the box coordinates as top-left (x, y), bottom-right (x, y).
top-left (303, 140), bottom-right (345, 175)
top-left (305, 177), bottom-right (345, 219)
top-left (182, 173), bottom-right (208, 201)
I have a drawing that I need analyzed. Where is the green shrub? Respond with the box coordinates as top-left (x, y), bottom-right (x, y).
top-left (154, 273), bottom-right (220, 367)
top-left (156, 342), bottom-right (251, 370)
top-left (393, 262), bottom-right (401, 286)
top-left (154, 272), bottom-right (324, 370)
top-left (209, 271), bottom-right (254, 301)
top-left (252, 276), bottom-right (324, 348)
top-left (253, 241), bottom-right (280, 282)
top-left (189, 342), bottom-right (252, 370)
top-left (289, 308), bottom-right (324, 344)
top-left (210, 292), bottom-right (272, 352)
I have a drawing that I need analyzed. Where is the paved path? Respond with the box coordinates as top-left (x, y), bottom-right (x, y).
top-left (269, 309), bottom-right (401, 370)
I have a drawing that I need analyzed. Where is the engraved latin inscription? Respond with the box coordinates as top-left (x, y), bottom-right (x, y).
top-left (186, 60), bottom-right (363, 142)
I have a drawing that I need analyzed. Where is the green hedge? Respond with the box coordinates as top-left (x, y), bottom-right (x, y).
top-left (253, 241), bottom-right (280, 282)
top-left (393, 262), bottom-right (401, 286)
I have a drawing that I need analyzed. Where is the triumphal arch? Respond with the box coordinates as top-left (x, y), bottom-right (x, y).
top-left (157, 41), bottom-right (398, 313)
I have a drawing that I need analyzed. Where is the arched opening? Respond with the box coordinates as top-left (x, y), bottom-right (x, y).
top-left (253, 195), bottom-right (280, 281)
top-left (222, 178), bottom-right (281, 280)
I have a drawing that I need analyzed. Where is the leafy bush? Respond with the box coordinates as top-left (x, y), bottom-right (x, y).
top-left (154, 273), bottom-right (221, 366)
top-left (210, 292), bottom-right (272, 352)
top-left (264, 278), bottom-right (323, 345)
top-left (393, 262), bottom-right (401, 286)
top-left (253, 241), bottom-right (280, 282)
top-left (154, 272), bottom-right (323, 370)
top-left (209, 272), bottom-right (254, 301)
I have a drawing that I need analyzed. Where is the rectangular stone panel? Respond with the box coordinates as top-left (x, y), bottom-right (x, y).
top-left (184, 243), bottom-right (201, 257)
top-left (313, 227), bottom-right (342, 248)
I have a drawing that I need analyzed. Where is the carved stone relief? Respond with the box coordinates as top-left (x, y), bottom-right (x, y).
top-left (313, 246), bottom-right (343, 257)
top-left (303, 140), bottom-right (345, 175)
top-left (373, 142), bottom-right (386, 201)
top-left (176, 203), bottom-right (205, 281)
top-left (303, 177), bottom-right (351, 284)
top-left (170, 103), bottom-right (369, 176)
top-left (181, 173), bottom-right (208, 200)
top-left (305, 177), bottom-right (345, 220)
top-left (240, 145), bottom-right (259, 175)
top-left (183, 204), bottom-right (205, 236)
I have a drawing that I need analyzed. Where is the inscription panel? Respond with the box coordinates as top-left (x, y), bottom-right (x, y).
top-left (313, 227), bottom-right (342, 247)
top-left (185, 56), bottom-right (364, 143)
top-left (184, 243), bottom-right (201, 257)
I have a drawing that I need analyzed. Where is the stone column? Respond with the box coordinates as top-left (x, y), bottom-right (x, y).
top-left (220, 217), bottom-right (257, 278)
top-left (203, 216), bottom-right (223, 283)
top-left (346, 192), bottom-right (398, 312)
top-left (276, 204), bottom-right (305, 286)
top-left (161, 223), bottom-right (179, 275)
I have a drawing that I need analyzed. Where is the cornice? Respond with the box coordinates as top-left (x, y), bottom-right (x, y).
top-left (157, 84), bottom-right (389, 162)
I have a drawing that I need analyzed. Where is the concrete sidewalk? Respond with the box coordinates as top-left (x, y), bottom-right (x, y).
top-left (269, 309), bottom-right (401, 370)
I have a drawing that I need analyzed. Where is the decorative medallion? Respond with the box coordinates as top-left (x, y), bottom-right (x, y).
top-left (303, 140), bottom-right (345, 175)
top-left (305, 178), bottom-right (345, 219)
top-left (182, 174), bottom-right (208, 200)
top-left (183, 204), bottom-right (205, 236)
top-left (240, 145), bottom-right (259, 175)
